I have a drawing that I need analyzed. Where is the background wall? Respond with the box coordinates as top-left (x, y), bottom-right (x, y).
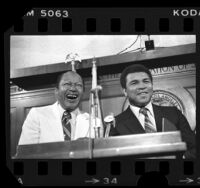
top-left (10, 35), bottom-right (196, 70)
top-left (10, 36), bottom-right (196, 157)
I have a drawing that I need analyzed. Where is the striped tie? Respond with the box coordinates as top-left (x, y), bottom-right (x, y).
top-left (140, 107), bottom-right (157, 133)
top-left (62, 111), bottom-right (71, 140)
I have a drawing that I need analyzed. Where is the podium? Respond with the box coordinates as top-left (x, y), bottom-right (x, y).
top-left (14, 131), bottom-right (186, 159)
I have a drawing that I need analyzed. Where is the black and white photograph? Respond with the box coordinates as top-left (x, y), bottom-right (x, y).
top-left (10, 35), bottom-right (196, 159)
top-left (4, 6), bottom-right (200, 186)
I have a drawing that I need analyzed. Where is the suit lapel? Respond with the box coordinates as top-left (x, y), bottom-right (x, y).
top-left (123, 107), bottom-right (145, 134)
top-left (152, 104), bottom-right (163, 132)
top-left (120, 105), bottom-right (164, 134)
top-left (51, 102), bottom-right (65, 140)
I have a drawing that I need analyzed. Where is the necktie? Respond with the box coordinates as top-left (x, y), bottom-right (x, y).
top-left (140, 107), bottom-right (157, 133)
top-left (62, 111), bottom-right (72, 140)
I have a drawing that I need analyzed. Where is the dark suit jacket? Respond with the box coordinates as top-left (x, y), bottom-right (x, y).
top-left (109, 104), bottom-right (195, 159)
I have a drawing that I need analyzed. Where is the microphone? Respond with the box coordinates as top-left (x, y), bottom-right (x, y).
top-left (104, 113), bottom-right (115, 138)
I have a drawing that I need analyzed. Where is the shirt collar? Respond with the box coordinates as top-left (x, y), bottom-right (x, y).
top-left (129, 105), bottom-right (141, 118)
top-left (129, 102), bottom-right (154, 117)
top-left (56, 101), bottom-right (80, 119)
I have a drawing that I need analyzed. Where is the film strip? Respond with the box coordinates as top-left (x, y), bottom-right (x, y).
top-left (5, 7), bottom-right (200, 186)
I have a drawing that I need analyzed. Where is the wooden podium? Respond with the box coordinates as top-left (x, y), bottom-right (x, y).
top-left (14, 131), bottom-right (186, 159)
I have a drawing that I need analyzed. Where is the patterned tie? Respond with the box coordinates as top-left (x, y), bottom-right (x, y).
top-left (62, 111), bottom-right (72, 140)
top-left (140, 107), bottom-right (157, 133)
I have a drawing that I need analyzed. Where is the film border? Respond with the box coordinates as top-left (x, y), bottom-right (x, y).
top-left (4, 7), bottom-right (200, 186)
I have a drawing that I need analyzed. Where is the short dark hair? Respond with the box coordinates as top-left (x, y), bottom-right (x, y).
top-left (120, 64), bottom-right (152, 89)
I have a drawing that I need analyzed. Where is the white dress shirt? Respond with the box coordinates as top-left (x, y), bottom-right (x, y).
top-left (129, 102), bottom-right (157, 131)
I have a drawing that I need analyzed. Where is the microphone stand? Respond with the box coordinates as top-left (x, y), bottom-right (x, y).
top-left (88, 57), bottom-right (104, 158)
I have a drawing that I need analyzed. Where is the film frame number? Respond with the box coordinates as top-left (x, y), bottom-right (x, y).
top-left (103, 177), bottom-right (117, 184)
top-left (41, 10), bottom-right (69, 18)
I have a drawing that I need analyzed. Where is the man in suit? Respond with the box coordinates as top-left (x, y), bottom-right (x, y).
top-left (18, 71), bottom-right (96, 145)
top-left (109, 64), bottom-right (195, 159)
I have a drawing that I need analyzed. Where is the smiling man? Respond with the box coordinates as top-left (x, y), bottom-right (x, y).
top-left (55, 71), bottom-right (84, 112)
top-left (18, 71), bottom-right (95, 145)
top-left (109, 64), bottom-right (195, 159)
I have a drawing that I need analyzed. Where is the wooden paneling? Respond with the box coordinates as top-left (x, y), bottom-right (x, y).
top-left (10, 90), bottom-right (56, 157)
